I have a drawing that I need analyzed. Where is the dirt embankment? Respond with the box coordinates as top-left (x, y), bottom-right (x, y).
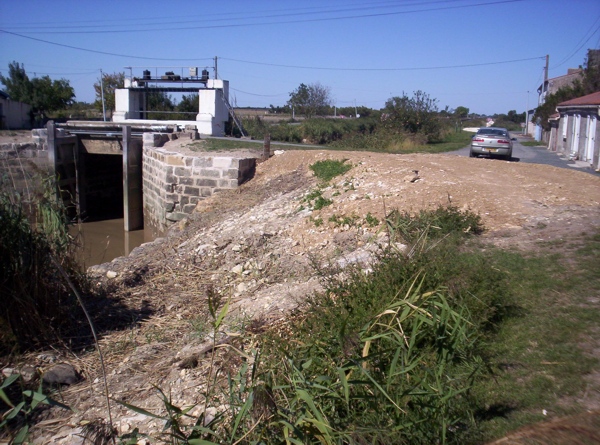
top-left (9, 150), bottom-right (600, 444)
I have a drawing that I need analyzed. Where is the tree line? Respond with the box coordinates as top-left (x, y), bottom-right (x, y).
top-left (1, 59), bottom-right (526, 134)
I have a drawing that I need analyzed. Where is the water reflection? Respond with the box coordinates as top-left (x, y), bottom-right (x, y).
top-left (70, 219), bottom-right (150, 268)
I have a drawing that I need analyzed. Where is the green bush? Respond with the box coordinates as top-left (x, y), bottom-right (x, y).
top-left (386, 205), bottom-right (484, 244)
top-left (0, 177), bottom-right (84, 353)
top-left (251, 205), bottom-right (501, 444)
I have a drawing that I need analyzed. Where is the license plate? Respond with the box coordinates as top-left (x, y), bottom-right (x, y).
top-left (487, 149), bottom-right (498, 153)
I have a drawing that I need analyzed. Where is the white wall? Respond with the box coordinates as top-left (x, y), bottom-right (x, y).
top-left (114, 81), bottom-right (230, 136)
top-left (0, 98), bottom-right (31, 129)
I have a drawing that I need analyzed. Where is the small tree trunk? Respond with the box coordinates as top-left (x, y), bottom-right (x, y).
top-left (263, 133), bottom-right (271, 160)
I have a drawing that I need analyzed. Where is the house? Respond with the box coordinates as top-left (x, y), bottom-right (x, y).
top-left (0, 91), bottom-right (32, 129)
top-left (537, 69), bottom-right (583, 105)
top-left (550, 91), bottom-right (600, 171)
top-left (534, 49), bottom-right (600, 142)
top-left (534, 69), bottom-right (583, 141)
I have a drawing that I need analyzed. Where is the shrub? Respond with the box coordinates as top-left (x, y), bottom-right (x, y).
top-left (386, 205), bottom-right (484, 244)
top-left (0, 176), bottom-right (84, 353)
top-left (253, 206), bottom-right (498, 443)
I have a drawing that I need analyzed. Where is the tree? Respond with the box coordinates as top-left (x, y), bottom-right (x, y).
top-left (383, 90), bottom-right (441, 141)
top-left (287, 82), bottom-right (332, 118)
top-left (177, 94), bottom-right (199, 114)
top-left (30, 77), bottom-right (75, 113)
top-left (146, 90), bottom-right (175, 120)
top-left (0, 62), bottom-right (32, 103)
top-left (507, 110), bottom-right (525, 123)
top-left (0, 61), bottom-right (75, 117)
top-left (93, 72), bottom-right (124, 114)
top-left (454, 106), bottom-right (469, 118)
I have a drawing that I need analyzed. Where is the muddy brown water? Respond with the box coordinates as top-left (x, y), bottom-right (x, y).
top-left (70, 219), bottom-right (152, 268)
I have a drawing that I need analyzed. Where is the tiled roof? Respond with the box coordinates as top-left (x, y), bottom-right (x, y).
top-left (557, 91), bottom-right (600, 107)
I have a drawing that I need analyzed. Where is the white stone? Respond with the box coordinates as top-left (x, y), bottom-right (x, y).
top-left (394, 243), bottom-right (408, 253)
top-left (231, 264), bottom-right (243, 274)
top-left (106, 271), bottom-right (118, 278)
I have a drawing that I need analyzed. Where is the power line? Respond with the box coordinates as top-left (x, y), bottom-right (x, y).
top-left (0, 30), bottom-right (214, 61)
top-left (1, 0), bottom-right (462, 31)
top-left (222, 56), bottom-right (545, 72)
top-left (0, 28), bottom-right (543, 70)
top-left (552, 15), bottom-right (600, 70)
top-left (230, 87), bottom-right (288, 97)
top-left (2, 0), bottom-right (409, 27)
top-left (1, 0), bottom-right (524, 35)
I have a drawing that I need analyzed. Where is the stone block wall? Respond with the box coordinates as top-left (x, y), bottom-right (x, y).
top-left (0, 141), bottom-right (51, 193)
top-left (142, 135), bottom-right (256, 233)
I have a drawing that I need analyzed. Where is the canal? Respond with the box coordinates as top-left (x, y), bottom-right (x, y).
top-left (70, 219), bottom-right (150, 268)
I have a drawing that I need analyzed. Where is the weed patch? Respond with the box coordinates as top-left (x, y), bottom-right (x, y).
top-left (301, 188), bottom-right (333, 211)
top-left (386, 204), bottom-right (484, 244)
top-left (309, 159), bottom-right (352, 182)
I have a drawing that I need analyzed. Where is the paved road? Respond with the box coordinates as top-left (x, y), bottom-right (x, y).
top-left (448, 133), bottom-right (600, 176)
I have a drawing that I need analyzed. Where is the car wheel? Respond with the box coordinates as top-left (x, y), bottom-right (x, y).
top-left (469, 151), bottom-right (476, 158)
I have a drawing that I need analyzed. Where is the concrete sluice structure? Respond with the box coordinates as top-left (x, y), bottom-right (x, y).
top-left (112, 68), bottom-right (240, 137)
top-left (4, 70), bottom-right (255, 237)
top-left (34, 121), bottom-right (256, 236)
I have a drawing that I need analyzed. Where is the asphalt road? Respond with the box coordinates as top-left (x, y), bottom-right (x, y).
top-left (448, 133), bottom-right (600, 176)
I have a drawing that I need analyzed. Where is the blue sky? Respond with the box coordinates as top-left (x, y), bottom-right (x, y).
top-left (1, 0), bottom-right (599, 115)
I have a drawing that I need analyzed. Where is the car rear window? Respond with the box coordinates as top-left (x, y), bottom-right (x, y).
top-left (477, 129), bottom-right (504, 136)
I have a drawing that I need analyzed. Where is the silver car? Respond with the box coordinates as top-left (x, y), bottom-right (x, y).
top-left (470, 127), bottom-right (515, 160)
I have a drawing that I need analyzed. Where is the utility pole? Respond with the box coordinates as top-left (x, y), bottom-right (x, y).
top-left (544, 54), bottom-right (549, 83)
top-left (524, 91), bottom-right (529, 136)
top-left (100, 69), bottom-right (106, 122)
top-left (214, 56), bottom-right (218, 79)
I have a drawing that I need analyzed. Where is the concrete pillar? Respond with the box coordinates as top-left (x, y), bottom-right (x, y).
top-left (196, 80), bottom-right (230, 136)
top-left (114, 89), bottom-right (145, 121)
top-left (47, 120), bottom-right (81, 221)
top-left (123, 126), bottom-right (143, 231)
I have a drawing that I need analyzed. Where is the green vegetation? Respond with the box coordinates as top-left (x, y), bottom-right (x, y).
top-left (0, 374), bottom-right (71, 443)
top-left (236, 116), bottom-right (473, 154)
top-left (188, 138), bottom-right (311, 152)
top-left (309, 159), bottom-right (352, 182)
top-left (116, 206), bottom-right (493, 444)
top-left (287, 82), bottom-right (333, 119)
top-left (302, 188), bottom-right (332, 211)
top-left (116, 207), bottom-right (599, 444)
top-left (328, 213), bottom-right (359, 227)
top-left (93, 71), bottom-right (125, 114)
top-left (386, 205), bottom-right (484, 243)
top-left (236, 90), bottom-right (474, 154)
top-left (471, 231), bottom-right (600, 440)
top-left (1, 185), bottom-right (595, 443)
top-left (0, 175), bottom-right (85, 354)
top-left (383, 90), bottom-right (442, 142)
top-left (0, 61), bottom-right (75, 121)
